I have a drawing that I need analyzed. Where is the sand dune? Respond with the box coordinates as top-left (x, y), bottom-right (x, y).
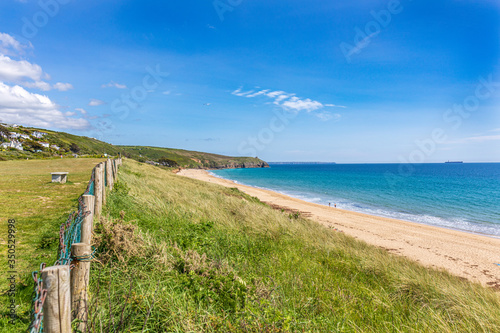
top-left (178, 168), bottom-right (500, 289)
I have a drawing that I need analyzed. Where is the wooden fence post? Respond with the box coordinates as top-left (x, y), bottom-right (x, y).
top-left (94, 164), bottom-right (103, 217)
top-left (106, 159), bottom-right (114, 190)
top-left (71, 243), bottom-right (91, 332)
top-left (42, 265), bottom-right (71, 333)
top-left (80, 195), bottom-right (95, 245)
top-left (102, 162), bottom-right (107, 206)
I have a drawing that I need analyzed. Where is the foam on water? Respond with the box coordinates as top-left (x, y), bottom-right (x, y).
top-left (211, 163), bottom-right (500, 238)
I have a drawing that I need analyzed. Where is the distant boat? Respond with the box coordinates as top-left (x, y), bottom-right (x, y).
top-left (445, 161), bottom-right (463, 163)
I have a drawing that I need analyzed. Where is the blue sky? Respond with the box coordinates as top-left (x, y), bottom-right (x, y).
top-left (0, 0), bottom-right (499, 162)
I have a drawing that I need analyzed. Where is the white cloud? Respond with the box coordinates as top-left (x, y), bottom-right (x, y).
top-left (101, 81), bottom-right (127, 89)
top-left (324, 104), bottom-right (347, 108)
top-left (22, 80), bottom-right (52, 91)
top-left (0, 54), bottom-right (44, 83)
top-left (231, 87), bottom-right (255, 97)
top-left (266, 90), bottom-right (286, 98)
top-left (0, 82), bottom-right (89, 129)
top-left (53, 82), bottom-right (73, 91)
top-left (232, 86), bottom-right (346, 121)
top-left (162, 90), bottom-right (171, 95)
top-left (281, 97), bottom-right (323, 112)
top-left (0, 33), bottom-right (31, 55)
top-left (75, 108), bottom-right (87, 115)
top-left (246, 89), bottom-right (269, 98)
top-left (89, 99), bottom-right (105, 106)
top-left (0, 37), bottom-right (72, 92)
top-left (315, 112), bottom-right (342, 122)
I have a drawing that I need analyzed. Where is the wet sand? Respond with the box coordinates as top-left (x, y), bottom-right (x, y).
top-left (178, 168), bottom-right (500, 289)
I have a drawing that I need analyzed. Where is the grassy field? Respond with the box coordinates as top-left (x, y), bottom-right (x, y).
top-left (85, 159), bottom-right (500, 332)
top-left (0, 158), bottom-right (104, 331)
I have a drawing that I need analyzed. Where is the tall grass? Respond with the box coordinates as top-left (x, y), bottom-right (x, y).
top-left (0, 158), bottom-right (104, 332)
top-left (88, 159), bottom-right (500, 332)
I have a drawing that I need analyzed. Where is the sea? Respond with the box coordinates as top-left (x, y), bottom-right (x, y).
top-left (211, 163), bottom-right (500, 238)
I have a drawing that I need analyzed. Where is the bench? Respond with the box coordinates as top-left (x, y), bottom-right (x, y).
top-left (51, 172), bottom-right (69, 184)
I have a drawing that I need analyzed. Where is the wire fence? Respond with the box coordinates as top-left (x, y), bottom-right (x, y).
top-left (28, 158), bottom-right (120, 333)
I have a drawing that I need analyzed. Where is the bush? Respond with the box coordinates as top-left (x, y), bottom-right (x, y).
top-left (157, 157), bottom-right (178, 167)
top-left (70, 143), bottom-right (80, 153)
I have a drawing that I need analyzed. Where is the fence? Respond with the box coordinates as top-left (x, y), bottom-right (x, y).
top-left (29, 157), bottom-right (123, 333)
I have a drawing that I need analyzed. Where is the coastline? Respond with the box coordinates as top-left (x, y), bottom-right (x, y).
top-left (177, 168), bottom-right (500, 289)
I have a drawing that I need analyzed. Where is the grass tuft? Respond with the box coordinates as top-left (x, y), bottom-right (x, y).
top-left (87, 159), bottom-right (500, 332)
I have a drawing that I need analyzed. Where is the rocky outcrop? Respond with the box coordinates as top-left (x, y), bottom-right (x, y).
top-left (209, 160), bottom-right (269, 169)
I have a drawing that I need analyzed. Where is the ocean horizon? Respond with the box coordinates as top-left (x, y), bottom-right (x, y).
top-left (211, 162), bottom-right (500, 238)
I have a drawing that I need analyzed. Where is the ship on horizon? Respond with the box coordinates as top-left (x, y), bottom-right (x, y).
top-left (445, 160), bottom-right (463, 163)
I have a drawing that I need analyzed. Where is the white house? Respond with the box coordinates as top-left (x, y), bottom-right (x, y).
top-left (32, 131), bottom-right (47, 139)
top-left (50, 144), bottom-right (60, 150)
top-left (1, 141), bottom-right (23, 150)
top-left (39, 142), bottom-right (50, 148)
top-left (9, 132), bottom-right (20, 139)
top-left (20, 134), bottom-right (30, 140)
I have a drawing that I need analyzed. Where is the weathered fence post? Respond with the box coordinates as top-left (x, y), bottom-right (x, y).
top-left (71, 243), bottom-right (91, 332)
top-left (106, 159), bottom-right (114, 190)
top-left (94, 164), bottom-right (103, 217)
top-left (102, 162), bottom-right (107, 206)
top-left (80, 194), bottom-right (95, 245)
top-left (42, 265), bottom-right (71, 333)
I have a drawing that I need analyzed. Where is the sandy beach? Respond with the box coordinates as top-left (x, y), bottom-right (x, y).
top-left (178, 168), bottom-right (500, 289)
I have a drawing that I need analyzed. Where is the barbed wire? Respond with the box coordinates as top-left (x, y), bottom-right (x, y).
top-left (28, 263), bottom-right (47, 333)
top-left (27, 159), bottom-right (118, 331)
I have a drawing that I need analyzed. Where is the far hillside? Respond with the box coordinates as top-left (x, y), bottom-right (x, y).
top-left (119, 146), bottom-right (268, 169)
top-left (0, 124), bottom-right (268, 169)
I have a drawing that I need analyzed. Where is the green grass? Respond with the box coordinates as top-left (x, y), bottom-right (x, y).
top-left (118, 145), bottom-right (267, 169)
top-left (0, 158), bottom-right (104, 331)
top-left (87, 159), bottom-right (500, 332)
top-left (0, 125), bottom-right (267, 169)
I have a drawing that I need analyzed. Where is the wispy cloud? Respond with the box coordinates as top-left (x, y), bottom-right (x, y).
top-left (53, 82), bottom-right (73, 91)
top-left (89, 98), bottom-right (106, 106)
top-left (446, 134), bottom-right (500, 144)
top-left (231, 86), bottom-right (346, 120)
top-left (0, 32), bottom-right (31, 56)
top-left (315, 112), bottom-right (342, 122)
top-left (101, 81), bottom-right (127, 89)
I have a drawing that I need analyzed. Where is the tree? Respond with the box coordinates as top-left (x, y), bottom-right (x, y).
top-left (25, 140), bottom-right (43, 153)
top-left (70, 143), bottom-right (80, 153)
top-left (0, 124), bottom-right (8, 142)
top-left (158, 157), bottom-right (179, 167)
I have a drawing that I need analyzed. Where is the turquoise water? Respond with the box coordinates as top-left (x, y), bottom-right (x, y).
top-left (211, 163), bottom-right (500, 237)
